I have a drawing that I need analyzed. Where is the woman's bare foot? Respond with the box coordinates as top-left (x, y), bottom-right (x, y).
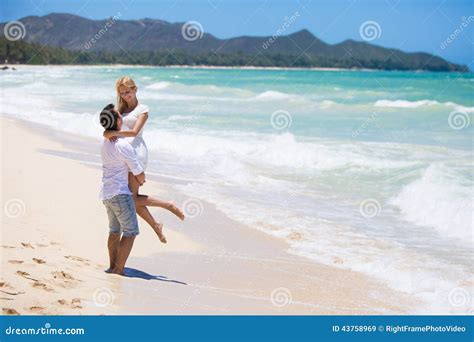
top-left (153, 223), bottom-right (167, 244)
top-left (167, 202), bottom-right (185, 221)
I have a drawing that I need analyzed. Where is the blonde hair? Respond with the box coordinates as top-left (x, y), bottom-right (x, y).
top-left (115, 76), bottom-right (137, 113)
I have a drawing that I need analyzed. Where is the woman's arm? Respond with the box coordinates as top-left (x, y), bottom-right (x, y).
top-left (104, 112), bottom-right (148, 139)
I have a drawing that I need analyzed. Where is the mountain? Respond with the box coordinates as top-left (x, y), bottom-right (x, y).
top-left (0, 13), bottom-right (468, 71)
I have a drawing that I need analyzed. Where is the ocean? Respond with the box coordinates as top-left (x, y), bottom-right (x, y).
top-left (1, 65), bottom-right (472, 314)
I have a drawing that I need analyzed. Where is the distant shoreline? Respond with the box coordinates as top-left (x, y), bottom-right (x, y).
top-left (3, 63), bottom-right (357, 71)
top-left (4, 63), bottom-right (470, 73)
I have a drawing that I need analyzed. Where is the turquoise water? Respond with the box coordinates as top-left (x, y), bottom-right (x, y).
top-left (1, 66), bottom-right (473, 313)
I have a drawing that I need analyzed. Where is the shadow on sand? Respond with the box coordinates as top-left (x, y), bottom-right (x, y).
top-left (119, 267), bottom-right (188, 285)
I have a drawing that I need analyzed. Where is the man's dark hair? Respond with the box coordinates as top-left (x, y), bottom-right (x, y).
top-left (100, 103), bottom-right (120, 130)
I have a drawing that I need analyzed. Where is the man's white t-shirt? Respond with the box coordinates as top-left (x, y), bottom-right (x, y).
top-left (100, 138), bottom-right (143, 200)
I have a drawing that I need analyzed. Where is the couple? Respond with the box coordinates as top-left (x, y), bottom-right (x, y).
top-left (99, 76), bottom-right (184, 275)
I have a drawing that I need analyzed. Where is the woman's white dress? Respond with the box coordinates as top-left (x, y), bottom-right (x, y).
top-left (121, 103), bottom-right (149, 170)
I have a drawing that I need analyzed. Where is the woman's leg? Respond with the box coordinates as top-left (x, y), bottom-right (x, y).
top-left (134, 195), bottom-right (185, 221)
top-left (129, 173), bottom-right (167, 243)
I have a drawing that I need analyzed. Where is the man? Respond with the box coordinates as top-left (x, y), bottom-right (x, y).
top-left (99, 104), bottom-right (145, 275)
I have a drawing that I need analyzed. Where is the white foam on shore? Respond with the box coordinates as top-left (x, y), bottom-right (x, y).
top-left (374, 99), bottom-right (474, 113)
top-left (375, 99), bottom-right (439, 108)
top-left (253, 90), bottom-right (299, 101)
top-left (144, 130), bottom-right (419, 172)
top-left (141, 81), bottom-right (313, 104)
top-left (165, 115), bottom-right (201, 121)
top-left (145, 81), bottom-right (171, 90)
top-left (390, 164), bottom-right (473, 241)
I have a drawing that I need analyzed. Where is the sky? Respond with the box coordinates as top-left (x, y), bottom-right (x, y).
top-left (0, 0), bottom-right (472, 67)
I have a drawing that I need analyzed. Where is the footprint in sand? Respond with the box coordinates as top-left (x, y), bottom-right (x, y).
top-left (1, 245), bottom-right (16, 249)
top-left (64, 255), bottom-right (91, 266)
top-left (52, 271), bottom-right (79, 288)
top-left (20, 242), bottom-right (34, 249)
top-left (0, 289), bottom-right (25, 295)
top-left (56, 298), bottom-right (82, 309)
top-left (331, 256), bottom-right (344, 265)
top-left (0, 282), bottom-right (25, 296)
top-left (16, 270), bottom-right (39, 281)
top-left (288, 232), bottom-right (303, 241)
top-left (31, 281), bottom-right (54, 292)
top-left (36, 243), bottom-right (49, 248)
top-left (32, 258), bottom-right (46, 264)
top-left (2, 308), bottom-right (19, 315)
top-left (0, 282), bottom-right (11, 289)
top-left (52, 271), bottom-right (76, 281)
top-left (29, 306), bottom-right (45, 313)
top-left (8, 260), bottom-right (24, 264)
top-left (71, 298), bottom-right (82, 309)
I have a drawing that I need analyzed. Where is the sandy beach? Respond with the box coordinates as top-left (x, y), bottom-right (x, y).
top-left (0, 116), bottom-right (419, 315)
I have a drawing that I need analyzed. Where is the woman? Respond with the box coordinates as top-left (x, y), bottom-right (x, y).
top-left (104, 76), bottom-right (184, 243)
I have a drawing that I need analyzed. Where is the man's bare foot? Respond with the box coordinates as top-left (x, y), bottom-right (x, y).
top-left (153, 223), bottom-right (167, 244)
top-left (105, 268), bottom-right (113, 273)
top-left (168, 202), bottom-right (185, 221)
top-left (111, 268), bottom-right (125, 275)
